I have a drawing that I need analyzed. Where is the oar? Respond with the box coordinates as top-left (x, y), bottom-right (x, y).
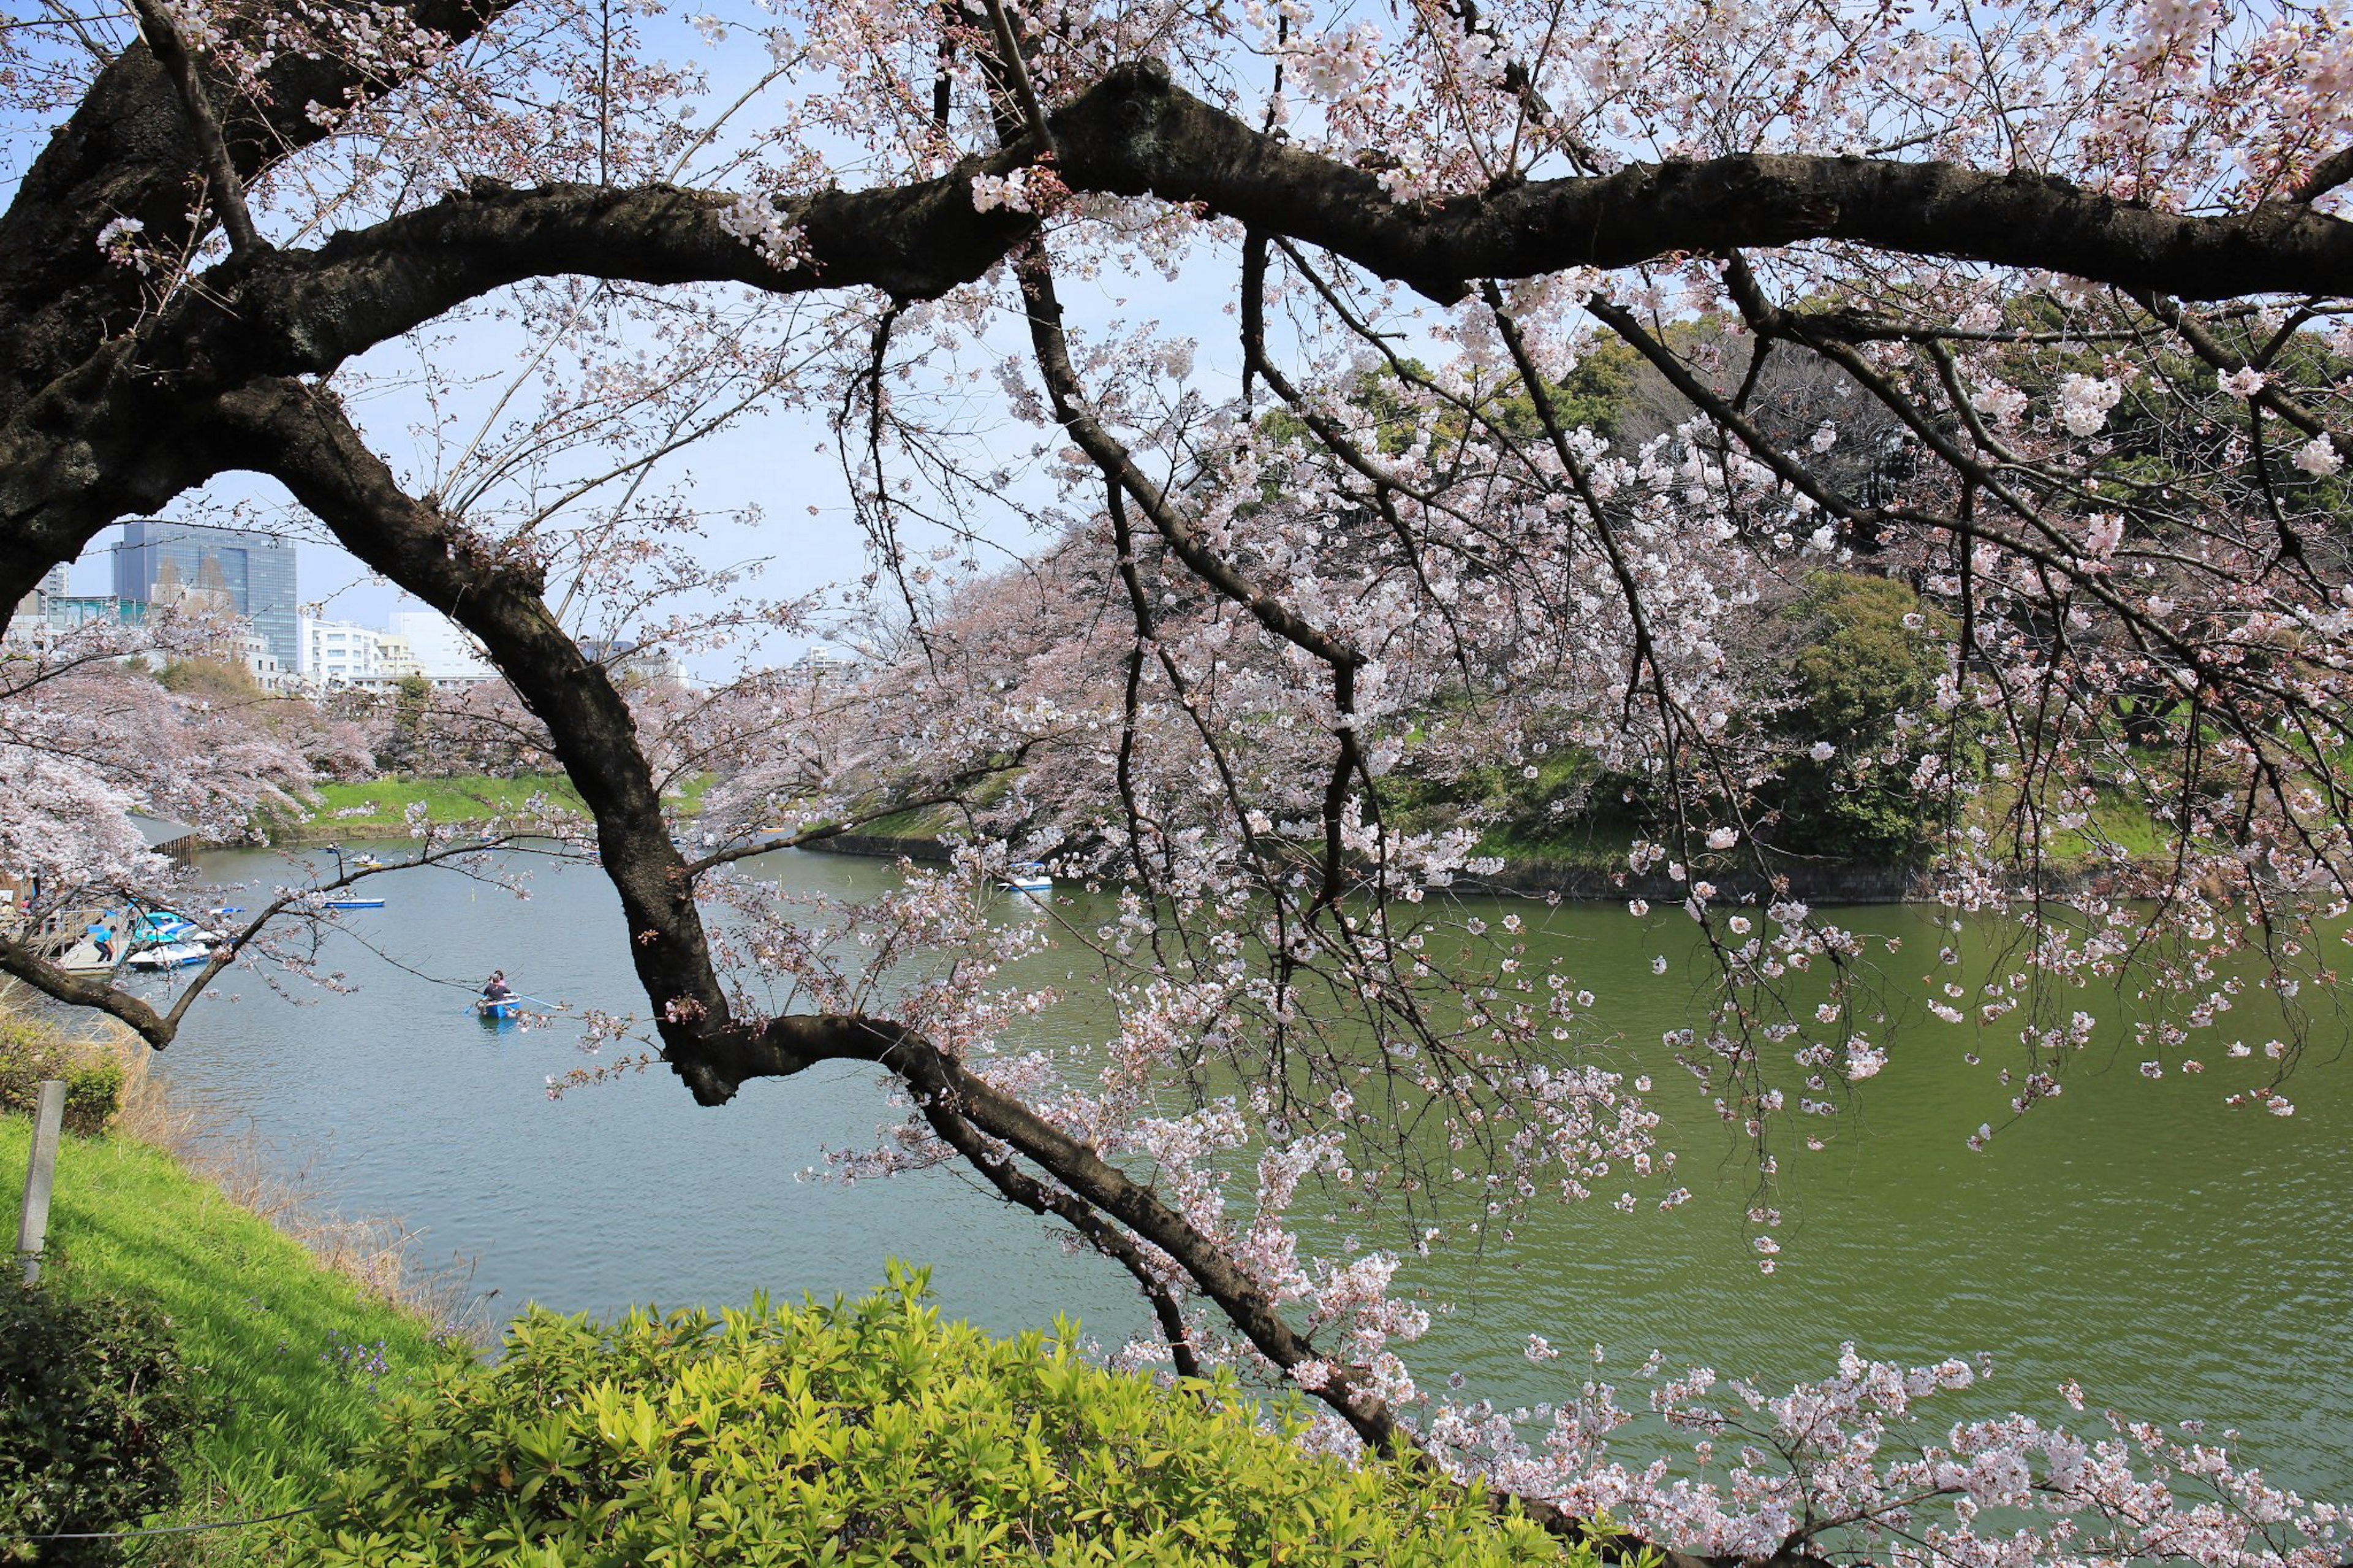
top-left (510, 994), bottom-right (560, 1009)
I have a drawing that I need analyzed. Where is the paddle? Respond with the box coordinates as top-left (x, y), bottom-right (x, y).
top-left (460, 993), bottom-right (558, 1013)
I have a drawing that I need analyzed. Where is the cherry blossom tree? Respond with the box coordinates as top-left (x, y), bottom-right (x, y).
top-left (3, 0), bottom-right (2351, 1558)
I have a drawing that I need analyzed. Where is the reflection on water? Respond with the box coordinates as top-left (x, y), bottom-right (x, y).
top-left (126, 841), bottom-right (2351, 1495)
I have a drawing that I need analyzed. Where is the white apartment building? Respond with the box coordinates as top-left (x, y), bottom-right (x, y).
top-left (389, 609), bottom-right (496, 686)
top-left (298, 615), bottom-right (403, 687)
top-left (240, 631), bottom-right (288, 689)
top-left (376, 632), bottom-right (420, 680)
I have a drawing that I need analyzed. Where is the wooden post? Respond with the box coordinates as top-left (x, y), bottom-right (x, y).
top-left (15, 1078), bottom-right (65, 1286)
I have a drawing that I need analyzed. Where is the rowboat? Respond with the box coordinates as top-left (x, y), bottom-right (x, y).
top-left (476, 996), bottom-right (521, 1021)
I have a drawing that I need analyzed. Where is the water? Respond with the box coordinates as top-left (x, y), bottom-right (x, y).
top-left (126, 841), bottom-right (2352, 1496)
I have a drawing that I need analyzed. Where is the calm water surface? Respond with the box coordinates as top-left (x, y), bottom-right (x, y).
top-left (123, 842), bottom-right (2352, 1494)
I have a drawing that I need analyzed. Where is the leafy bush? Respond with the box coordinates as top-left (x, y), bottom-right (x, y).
top-left (0, 1285), bottom-right (209, 1566)
top-left (303, 1268), bottom-right (1591, 1567)
top-left (1763, 571), bottom-right (1953, 865)
top-left (0, 1013), bottom-right (126, 1138)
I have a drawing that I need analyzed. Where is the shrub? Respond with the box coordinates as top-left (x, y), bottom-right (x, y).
top-left (0, 1013), bottom-right (126, 1138)
top-left (56, 1062), bottom-right (123, 1140)
top-left (1763, 570), bottom-right (1953, 865)
top-left (302, 1267), bottom-right (1593, 1567)
top-left (0, 1285), bottom-right (209, 1566)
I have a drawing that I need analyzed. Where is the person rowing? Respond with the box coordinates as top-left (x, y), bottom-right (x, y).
top-left (481, 970), bottom-right (512, 1003)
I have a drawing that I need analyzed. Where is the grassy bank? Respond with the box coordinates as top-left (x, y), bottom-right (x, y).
top-left (271, 771), bottom-right (713, 842)
top-left (287, 771), bottom-right (585, 839)
top-left (2, 1113), bottom-right (456, 1562)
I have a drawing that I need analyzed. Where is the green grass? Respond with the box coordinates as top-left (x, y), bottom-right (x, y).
top-left (1, 1118), bottom-right (454, 1564)
top-left (1968, 778), bottom-right (2175, 865)
top-left (292, 771), bottom-right (714, 839)
top-left (303, 771), bottom-right (585, 835)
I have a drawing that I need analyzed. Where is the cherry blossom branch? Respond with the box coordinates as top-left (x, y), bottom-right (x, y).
top-left (0, 832), bottom-right (548, 1046)
top-left (2289, 145), bottom-right (2353, 203)
top-left (680, 751), bottom-right (1044, 877)
top-left (2129, 290), bottom-right (2353, 465)
top-left (919, 1100), bottom-right (1202, 1378)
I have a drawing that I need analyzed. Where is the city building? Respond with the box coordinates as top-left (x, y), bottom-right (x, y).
top-left (5, 564), bottom-right (74, 645)
top-left (389, 609), bottom-right (497, 686)
top-left (376, 632), bottom-right (420, 681)
top-left (2, 591), bottom-right (147, 650)
top-left (789, 645), bottom-right (863, 680)
top-left (113, 520), bottom-right (299, 672)
top-left (580, 636), bottom-right (689, 686)
top-left (239, 631), bottom-right (287, 689)
top-left (298, 616), bottom-right (403, 688)
top-left (41, 596), bottom-right (149, 632)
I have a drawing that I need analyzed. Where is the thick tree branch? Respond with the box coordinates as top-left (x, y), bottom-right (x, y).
top-left (0, 937), bottom-right (173, 1042)
top-left (1045, 64), bottom-right (2353, 303)
top-left (0, 0), bottom-right (517, 391)
top-left (920, 1102), bottom-right (1202, 1378)
top-left (56, 60), bottom-right (2353, 417)
top-left (199, 378), bottom-right (745, 1091)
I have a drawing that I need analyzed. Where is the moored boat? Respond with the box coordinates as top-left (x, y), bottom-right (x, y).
top-left (1002, 862), bottom-right (1053, 896)
top-left (126, 939), bottom-right (211, 970)
top-left (134, 911), bottom-right (221, 944)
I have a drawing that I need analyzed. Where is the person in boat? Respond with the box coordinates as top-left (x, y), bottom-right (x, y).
top-left (481, 971), bottom-right (513, 1004)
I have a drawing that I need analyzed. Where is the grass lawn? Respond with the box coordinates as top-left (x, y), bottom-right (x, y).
top-left (303, 771), bottom-right (585, 834)
top-left (291, 771), bottom-right (713, 839)
top-left (1, 1117), bottom-right (455, 1564)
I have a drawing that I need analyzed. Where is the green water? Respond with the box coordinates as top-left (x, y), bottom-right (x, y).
top-left (132, 843), bottom-right (2350, 1495)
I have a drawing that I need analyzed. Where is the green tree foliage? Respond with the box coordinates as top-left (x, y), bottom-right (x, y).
top-left (1762, 572), bottom-right (1949, 865)
top-left (303, 1270), bottom-right (1599, 1567)
top-left (375, 673), bottom-right (436, 777)
top-left (0, 1286), bottom-right (208, 1566)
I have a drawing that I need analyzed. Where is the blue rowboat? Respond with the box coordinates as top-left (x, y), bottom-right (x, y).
top-left (324, 898), bottom-right (386, 910)
top-left (476, 996), bottom-right (521, 1021)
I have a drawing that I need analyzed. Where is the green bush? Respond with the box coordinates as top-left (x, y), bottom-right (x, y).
top-left (0, 1285), bottom-right (210, 1566)
top-left (57, 1062), bottom-right (123, 1140)
top-left (0, 1015), bottom-right (126, 1138)
top-left (303, 1268), bottom-right (1591, 1567)
top-left (1764, 571), bottom-right (1953, 865)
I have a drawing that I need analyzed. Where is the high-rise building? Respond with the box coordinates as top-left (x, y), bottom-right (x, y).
top-left (113, 520), bottom-right (298, 671)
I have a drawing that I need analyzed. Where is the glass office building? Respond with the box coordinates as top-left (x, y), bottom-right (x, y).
top-left (113, 519), bottom-right (298, 671)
